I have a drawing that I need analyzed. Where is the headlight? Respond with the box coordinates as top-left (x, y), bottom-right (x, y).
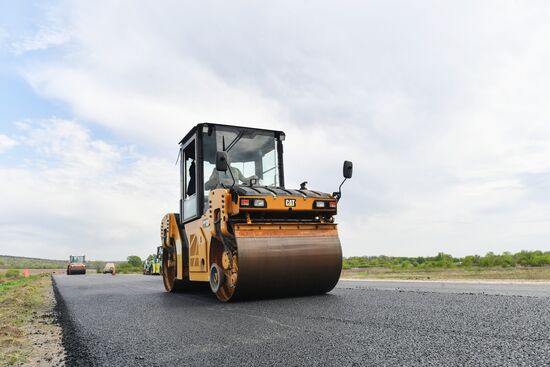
top-left (240, 198), bottom-right (267, 208)
top-left (313, 200), bottom-right (337, 209)
top-left (253, 199), bottom-right (266, 207)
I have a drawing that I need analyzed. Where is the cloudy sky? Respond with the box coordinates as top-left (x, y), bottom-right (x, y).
top-left (1, 1), bottom-right (550, 260)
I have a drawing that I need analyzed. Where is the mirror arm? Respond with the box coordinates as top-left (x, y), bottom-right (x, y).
top-left (338, 178), bottom-right (347, 194)
top-left (222, 162), bottom-right (236, 189)
top-left (228, 167), bottom-right (236, 188)
top-left (334, 178), bottom-right (347, 202)
top-left (219, 167), bottom-right (236, 189)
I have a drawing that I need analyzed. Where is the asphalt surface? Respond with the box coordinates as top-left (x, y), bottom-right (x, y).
top-left (53, 274), bottom-right (550, 366)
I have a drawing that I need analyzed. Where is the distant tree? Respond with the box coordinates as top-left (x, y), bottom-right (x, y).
top-left (127, 256), bottom-right (142, 267)
top-left (341, 250), bottom-right (550, 270)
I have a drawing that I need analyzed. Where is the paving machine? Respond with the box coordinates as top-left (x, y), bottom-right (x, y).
top-left (161, 123), bottom-right (353, 301)
top-left (67, 255), bottom-right (86, 275)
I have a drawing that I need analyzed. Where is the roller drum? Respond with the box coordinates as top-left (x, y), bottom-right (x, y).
top-left (226, 224), bottom-right (342, 300)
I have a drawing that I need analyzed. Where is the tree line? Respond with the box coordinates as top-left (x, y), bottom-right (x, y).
top-left (343, 251), bottom-right (550, 270)
top-left (5, 251), bottom-right (550, 271)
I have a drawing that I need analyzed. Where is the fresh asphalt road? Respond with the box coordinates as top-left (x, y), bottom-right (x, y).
top-left (53, 274), bottom-right (550, 366)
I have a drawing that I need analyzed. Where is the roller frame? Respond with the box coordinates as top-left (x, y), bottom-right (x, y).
top-left (161, 188), bottom-right (343, 302)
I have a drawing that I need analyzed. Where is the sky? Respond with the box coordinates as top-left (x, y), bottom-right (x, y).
top-left (1, 1), bottom-right (550, 260)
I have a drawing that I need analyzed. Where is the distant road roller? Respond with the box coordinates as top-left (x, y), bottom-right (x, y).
top-left (67, 255), bottom-right (86, 275)
top-left (161, 123), bottom-right (353, 301)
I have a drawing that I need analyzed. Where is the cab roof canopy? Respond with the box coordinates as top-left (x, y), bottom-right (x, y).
top-left (178, 122), bottom-right (285, 145)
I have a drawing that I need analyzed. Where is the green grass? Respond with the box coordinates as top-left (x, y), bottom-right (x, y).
top-left (342, 266), bottom-right (550, 281)
top-left (0, 255), bottom-right (67, 269)
top-left (0, 273), bottom-right (51, 365)
top-left (115, 263), bottom-right (143, 274)
top-left (0, 276), bottom-right (39, 294)
top-left (343, 250), bottom-right (550, 270)
top-left (342, 251), bottom-right (550, 281)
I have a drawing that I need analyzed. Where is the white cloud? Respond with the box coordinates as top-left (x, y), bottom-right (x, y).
top-left (11, 28), bottom-right (69, 55)
top-left (0, 134), bottom-right (18, 153)
top-left (9, 4), bottom-right (70, 55)
top-left (6, 1), bottom-right (550, 257)
top-left (0, 120), bottom-right (177, 260)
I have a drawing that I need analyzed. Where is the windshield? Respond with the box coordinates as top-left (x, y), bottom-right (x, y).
top-left (203, 126), bottom-right (278, 192)
top-left (70, 255), bottom-right (85, 263)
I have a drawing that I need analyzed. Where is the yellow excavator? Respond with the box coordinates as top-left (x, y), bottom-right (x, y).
top-left (161, 123), bottom-right (352, 301)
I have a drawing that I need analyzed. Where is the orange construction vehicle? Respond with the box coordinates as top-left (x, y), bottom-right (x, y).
top-left (67, 255), bottom-right (86, 275)
top-left (161, 123), bottom-right (353, 301)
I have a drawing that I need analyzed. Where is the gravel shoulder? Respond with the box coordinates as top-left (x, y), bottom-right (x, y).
top-left (0, 274), bottom-right (65, 366)
top-left (24, 278), bottom-right (66, 366)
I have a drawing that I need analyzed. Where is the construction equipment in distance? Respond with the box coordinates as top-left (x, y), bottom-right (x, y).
top-left (143, 247), bottom-right (162, 275)
top-left (153, 246), bottom-right (162, 275)
top-left (103, 262), bottom-right (116, 274)
top-left (67, 255), bottom-right (86, 275)
top-left (143, 257), bottom-right (152, 275)
top-left (161, 123), bottom-right (353, 302)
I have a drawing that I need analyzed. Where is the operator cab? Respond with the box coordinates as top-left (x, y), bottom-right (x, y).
top-left (70, 255), bottom-right (85, 263)
top-left (179, 123), bottom-right (285, 224)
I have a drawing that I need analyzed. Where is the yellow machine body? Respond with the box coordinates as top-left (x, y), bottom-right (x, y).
top-left (160, 123), bottom-right (350, 301)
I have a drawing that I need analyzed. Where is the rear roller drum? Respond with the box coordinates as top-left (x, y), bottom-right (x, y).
top-left (162, 243), bottom-right (183, 292)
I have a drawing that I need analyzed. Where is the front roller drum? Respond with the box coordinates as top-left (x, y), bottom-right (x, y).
top-left (67, 267), bottom-right (86, 275)
top-left (213, 223), bottom-right (342, 302)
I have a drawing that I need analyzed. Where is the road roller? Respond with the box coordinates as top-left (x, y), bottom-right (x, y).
top-left (67, 255), bottom-right (86, 275)
top-left (161, 123), bottom-right (353, 301)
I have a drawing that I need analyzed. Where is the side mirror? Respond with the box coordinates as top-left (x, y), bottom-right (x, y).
top-left (216, 151), bottom-right (228, 172)
top-left (334, 160), bottom-right (353, 201)
top-left (343, 161), bottom-right (353, 179)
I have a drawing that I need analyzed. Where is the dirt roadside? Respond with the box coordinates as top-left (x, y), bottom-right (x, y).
top-left (0, 275), bottom-right (65, 366)
top-left (23, 276), bottom-right (66, 366)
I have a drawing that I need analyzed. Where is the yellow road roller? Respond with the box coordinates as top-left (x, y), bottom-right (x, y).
top-left (161, 123), bottom-right (352, 301)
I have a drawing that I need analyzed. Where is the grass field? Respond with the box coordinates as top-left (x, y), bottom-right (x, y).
top-left (0, 255), bottom-right (67, 269)
top-left (342, 266), bottom-right (550, 281)
top-left (0, 273), bottom-right (59, 365)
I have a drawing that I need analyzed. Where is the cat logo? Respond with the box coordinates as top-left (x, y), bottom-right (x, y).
top-left (285, 199), bottom-right (296, 207)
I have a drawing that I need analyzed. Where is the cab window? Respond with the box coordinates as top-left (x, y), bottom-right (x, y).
top-left (182, 139), bottom-right (197, 221)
